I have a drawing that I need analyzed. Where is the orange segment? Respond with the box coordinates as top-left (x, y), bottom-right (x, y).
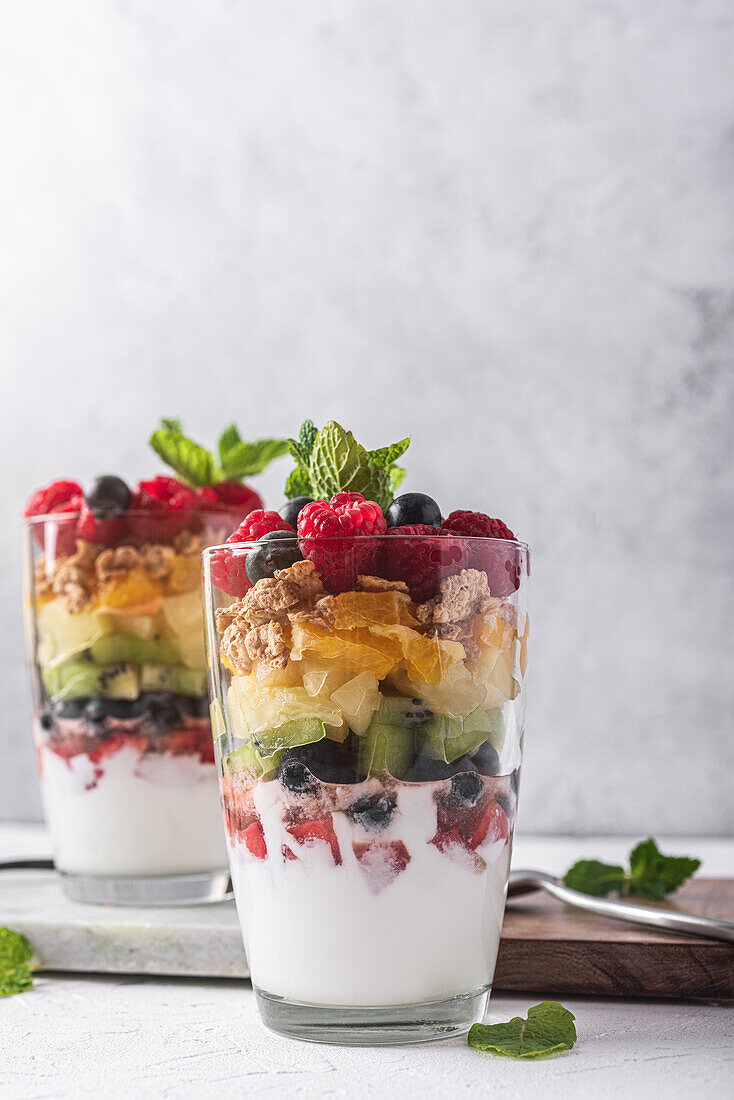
top-left (290, 621), bottom-right (402, 678)
top-left (97, 567), bottom-right (162, 609)
top-left (166, 555), bottom-right (200, 594)
top-left (332, 591), bottom-right (417, 631)
top-left (370, 624), bottom-right (465, 685)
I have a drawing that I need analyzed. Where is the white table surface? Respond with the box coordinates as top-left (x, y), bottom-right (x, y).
top-left (1, 824), bottom-right (732, 1100)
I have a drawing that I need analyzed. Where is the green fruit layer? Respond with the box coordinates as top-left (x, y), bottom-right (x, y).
top-left (139, 665), bottom-right (207, 697)
top-left (90, 634), bottom-right (180, 666)
top-left (42, 660), bottom-right (140, 701)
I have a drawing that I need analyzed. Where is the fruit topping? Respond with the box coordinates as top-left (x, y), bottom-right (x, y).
top-left (441, 510), bottom-right (519, 597)
top-left (383, 525), bottom-right (464, 602)
top-left (353, 839), bottom-right (410, 894)
top-left (385, 492), bottom-right (442, 529)
top-left (210, 548), bottom-right (251, 598)
top-left (278, 756), bottom-right (319, 793)
top-left (442, 510), bottom-right (515, 542)
top-left (286, 817), bottom-right (342, 865)
top-left (346, 792), bottom-right (397, 831)
top-left (245, 530), bottom-right (304, 584)
top-left (24, 479), bottom-right (83, 518)
top-left (241, 819), bottom-right (268, 860)
top-left (449, 771), bottom-right (483, 806)
top-left (228, 510), bottom-right (294, 543)
top-left (297, 494), bottom-right (387, 592)
top-left (195, 481), bottom-right (262, 516)
top-left (85, 475), bottom-right (132, 515)
top-left (278, 496), bottom-right (314, 530)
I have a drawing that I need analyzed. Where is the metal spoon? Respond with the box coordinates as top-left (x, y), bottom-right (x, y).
top-left (508, 868), bottom-right (734, 943)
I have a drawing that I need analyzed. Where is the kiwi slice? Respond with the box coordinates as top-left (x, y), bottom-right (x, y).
top-left (90, 634), bottom-right (180, 666)
top-left (374, 694), bottom-right (433, 729)
top-left (139, 665), bottom-right (207, 697)
top-left (42, 660), bottom-right (140, 702)
top-left (358, 720), bottom-right (415, 779)
top-left (254, 717), bottom-right (326, 754)
top-left (422, 707), bottom-right (505, 764)
top-left (223, 741), bottom-right (282, 780)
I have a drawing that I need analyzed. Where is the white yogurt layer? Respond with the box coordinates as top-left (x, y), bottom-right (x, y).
top-left (230, 782), bottom-right (512, 1006)
top-left (39, 743), bottom-right (227, 876)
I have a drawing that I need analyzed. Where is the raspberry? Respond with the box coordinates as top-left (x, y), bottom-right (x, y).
top-left (195, 482), bottom-right (263, 517)
top-left (24, 479), bottom-right (82, 518)
top-left (227, 510), bottom-right (294, 543)
top-left (441, 510), bottom-right (520, 597)
top-left (128, 477), bottom-right (198, 542)
top-left (24, 480), bottom-right (83, 556)
top-left (441, 510), bottom-right (515, 541)
top-left (210, 547), bottom-right (251, 598)
top-left (297, 494), bottom-right (387, 593)
top-left (383, 525), bottom-right (465, 603)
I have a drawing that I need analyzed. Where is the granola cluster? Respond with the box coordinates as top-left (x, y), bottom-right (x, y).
top-left (34, 529), bottom-right (206, 613)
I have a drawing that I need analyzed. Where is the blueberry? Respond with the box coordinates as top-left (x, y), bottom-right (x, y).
top-left (178, 694), bottom-right (211, 720)
top-left (246, 530), bottom-right (303, 584)
top-left (50, 697), bottom-right (87, 720)
top-left (385, 493), bottom-right (442, 529)
top-left (346, 792), bottom-right (396, 830)
top-left (278, 757), bottom-right (318, 793)
top-left (450, 771), bottom-right (483, 806)
top-left (279, 497), bottom-right (313, 530)
top-left (405, 755), bottom-right (454, 782)
top-left (144, 693), bottom-right (183, 730)
top-left (510, 767), bottom-right (521, 795)
top-left (84, 699), bottom-right (108, 726)
top-left (85, 475), bottom-right (132, 515)
top-left (39, 712), bottom-right (54, 731)
top-left (470, 741), bottom-right (502, 776)
top-left (288, 740), bottom-right (363, 785)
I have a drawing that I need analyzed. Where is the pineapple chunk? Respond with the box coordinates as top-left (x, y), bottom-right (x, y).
top-left (331, 672), bottom-right (381, 735)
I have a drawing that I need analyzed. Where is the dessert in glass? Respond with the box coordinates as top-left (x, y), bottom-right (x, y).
top-left (23, 463), bottom-right (268, 905)
top-left (203, 423), bottom-right (529, 1043)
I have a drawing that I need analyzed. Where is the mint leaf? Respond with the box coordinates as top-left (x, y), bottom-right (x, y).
top-left (218, 423), bottom-right (242, 467)
top-left (369, 437), bottom-right (410, 469)
top-left (160, 417), bottom-right (183, 434)
top-left (285, 465), bottom-right (313, 499)
top-left (287, 438), bottom-right (309, 468)
top-left (149, 426), bottom-right (217, 487)
top-left (388, 465), bottom-right (407, 494)
top-left (468, 1001), bottom-right (576, 1059)
top-left (221, 438), bottom-right (289, 479)
top-left (563, 859), bottom-right (627, 898)
top-left (628, 839), bottom-right (700, 901)
top-left (563, 838), bottom-right (700, 899)
top-left (299, 419), bottom-right (318, 458)
top-left (309, 421), bottom-right (391, 510)
top-left (0, 927), bottom-right (35, 997)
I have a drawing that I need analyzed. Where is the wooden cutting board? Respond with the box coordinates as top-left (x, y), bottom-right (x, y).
top-left (496, 877), bottom-right (734, 1000)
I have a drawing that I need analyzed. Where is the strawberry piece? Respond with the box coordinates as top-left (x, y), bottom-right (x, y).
top-left (87, 734), bottom-right (147, 765)
top-left (353, 839), bottom-right (410, 894)
top-left (240, 820), bottom-right (267, 860)
top-left (281, 844), bottom-right (298, 862)
top-left (286, 817), bottom-right (342, 865)
top-left (464, 799), bottom-right (510, 850)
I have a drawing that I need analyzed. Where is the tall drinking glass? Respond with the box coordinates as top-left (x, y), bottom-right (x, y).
top-left (203, 531), bottom-right (529, 1043)
top-left (24, 508), bottom-right (241, 905)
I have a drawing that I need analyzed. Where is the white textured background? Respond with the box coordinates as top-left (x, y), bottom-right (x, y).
top-left (1, 0), bottom-right (732, 832)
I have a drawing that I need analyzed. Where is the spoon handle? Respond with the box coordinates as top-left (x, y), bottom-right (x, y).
top-left (508, 869), bottom-right (734, 943)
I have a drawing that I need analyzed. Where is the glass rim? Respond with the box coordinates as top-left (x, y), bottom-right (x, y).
top-left (23, 509), bottom-right (245, 526)
top-left (203, 534), bottom-right (530, 555)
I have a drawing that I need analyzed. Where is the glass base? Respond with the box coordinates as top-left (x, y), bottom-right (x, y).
top-left (60, 870), bottom-right (233, 906)
top-left (255, 985), bottom-right (490, 1045)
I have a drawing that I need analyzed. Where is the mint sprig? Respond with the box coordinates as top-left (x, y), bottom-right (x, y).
top-left (284, 420), bottom-right (410, 512)
top-left (564, 838), bottom-right (700, 900)
top-left (0, 927), bottom-right (36, 997)
top-left (468, 1001), bottom-right (577, 1059)
top-left (149, 420), bottom-right (288, 487)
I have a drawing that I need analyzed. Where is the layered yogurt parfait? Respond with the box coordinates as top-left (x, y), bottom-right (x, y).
top-left (23, 420), bottom-right (287, 904)
top-left (204, 421), bottom-right (529, 1042)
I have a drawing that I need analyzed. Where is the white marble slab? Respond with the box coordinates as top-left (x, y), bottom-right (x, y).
top-left (2, 825), bottom-right (731, 981)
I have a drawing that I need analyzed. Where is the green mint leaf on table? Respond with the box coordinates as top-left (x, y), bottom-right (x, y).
top-left (369, 437), bottom-right (411, 469)
top-left (309, 422), bottom-right (392, 511)
top-left (0, 927), bottom-right (35, 997)
top-left (563, 859), bottom-right (627, 898)
top-left (221, 438), bottom-right (289, 479)
top-left (468, 1002), bottom-right (577, 1059)
top-left (150, 425), bottom-right (217, 487)
top-left (298, 418), bottom-right (318, 458)
top-left (285, 464), bottom-right (313, 500)
top-left (563, 838), bottom-right (700, 899)
top-left (627, 838), bottom-right (701, 901)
